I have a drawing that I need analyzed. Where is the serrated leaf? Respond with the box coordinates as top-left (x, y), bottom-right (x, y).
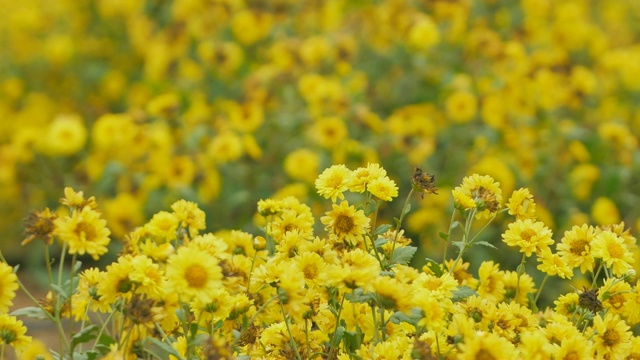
top-left (374, 237), bottom-right (389, 248)
top-left (71, 325), bottom-right (98, 347)
top-left (389, 308), bottom-right (422, 326)
top-left (146, 338), bottom-right (183, 358)
top-left (11, 306), bottom-right (50, 320)
top-left (374, 224), bottom-right (392, 236)
top-left (390, 246), bottom-right (417, 265)
top-left (424, 258), bottom-right (443, 277)
top-left (438, 232), bottom-right (449, 241)
top-left (473, 241), bottom-right (497, 250)
top-left (452, 286), bottom-right (477, 301)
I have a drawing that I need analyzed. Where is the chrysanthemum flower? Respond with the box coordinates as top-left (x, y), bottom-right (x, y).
top-left (554, 293), bottom-right (579, 317)
top-left (591, 313), bottom-right (632, 359)
top-left (60, 187), bottom-right (97, 210)
top-left (98, 255), bottom-right (136, 304)
top-left (502, 218), bottom-right (554, 257)
top-left (315, 164), bottom-right (352, 202)
top-left (599, 278), bottom-right (631, 317)
top-left (367, 176), bottom-right (398, 201)
top-left (476, 261), bottom-right (505, 303)
top-left (506, 187), bottom-right (536, 220)
top-left (0, 314), bottom-right (31, 354)
top-left (171, 199), bottom-right (206, 237)
top-left (348, 163), bottom-right (387, 193)
top-left (502, 270), bottom-right (536, 305)
top-left (373, 276), bottom-right (413, 312)
top-left (453, 174), bottom-right (502, 218)
top-left (165, 246), bottom-right (223, 303)
top-left (145, 211), bottom-right (179, 243)
top-left (294, 251), bottom-right (327, 287)
top-left (556, 224), bottom-right (596, 273)
top-left (457, 331), bottom-right (516, 359)
top-left (54, 206), bottom-right (111, 260)
top-left (71, 268), bottom-right (109, 321)
top-left (552, 335), bottom-right (593, 360)
top-left (591, 230), bottom-right (634, 277)
top-left (190, 287), bottom-right (235, 323)
top-left (320, 200), bottom-right (370, 246)
top-left (326, 249), bottom-right (380, 291)
top-left (0, 263), bottom-right (18, 313)
top-left (537, 248), bottom-right (573, 279)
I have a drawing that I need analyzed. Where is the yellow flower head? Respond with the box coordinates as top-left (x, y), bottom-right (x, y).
top-left (454, 174), bottom-right (502, 218)
top-left (320, 200), bottom-right (370, 247)
top-left (592, 313), bottom-right (632, 359)
top-left (171, 200), bottom-right (206, 237)
top-left (315, 164), bottom-right (353, 202)
top-left (556, 224), bottom-right (596, 274)
top-left (592, 230), bottom-right (634, 277)
top-left (54, 206), bottom-right (111, 260)
top-left (60, 187), bottom-right (97, 210)
top-left (458, 331), bottom-right (516, 360)
top-left (502, 218), bottom-right (554, 257)
top-left (445, 91), bottom-right (478, 123)
top-left (283, 148), bottom-right (320, 184)
top-left (367, 176), bottom-right (398, 202)
top-left (308, 116), bottom-right (348, 149)
top-left (43, 114), bottom-right (87, 156)
top-left (348, 163), bottom-right (387, 193)
top-left (477, 261), bottom-right (505, 303)
top-left (536, 248), bottom-right (573, 279)
top-left (0, 263), bottom-right (18, 313)
top-left (165, 246), bottom-right (223, 303)
top-left (0, 314), bottom-right (31, 354)
top-left (145, 211), bottom-right (179, 243)
top-left (326, 249), bottom-right (380, 291)
top-left (506, 188), bottom-right (536, 220)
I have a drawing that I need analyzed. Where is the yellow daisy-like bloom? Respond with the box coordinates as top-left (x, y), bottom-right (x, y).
top-left (294, 251), bottom-right (327, 288)
top-left (0, 262), bottom-right (18, 313)
top-left (71, 268), bottom-right (110, 321)
top-left (591, 313), bottom-right (632, 360)
top-left (268, 203), bottom-right (315, 243)
top-left (128, 255), bottom-right (165, 300)
top-left (554, 292), bottom-right (580, 317)
top-left (165, 246), bottom-right (223, 302)
top-left (599, 278), bottom-right (631, 317)
top-left (283, 148), bottom-right (320, 184)
top-left (315, 164), bottom-right (353, 202)
top-left (373, 276), bottom-right (413, 313)
top-left (452, 189), bottom-right (477, 211)
top-left (506, 187), bottom-right (536, 220)
top-left (98, 255), bottom-right (136, 304)
top-left (476, 261), bottom-right (505, 303)
top-left (458, 331), bottom-right (516, 360)
top-left (60, 187), bottom-right (97, 210)
top-left (54, 206), bottom-right (111, 260)
top-left (17, 339), bottom-right (53, 360)
top-left (326, 249), bottom-right (380, 291)
top-left (454, 174), bottom-right (502, 219)
top-left (308, 116), bottom-right (348, 149)
top-left (348, 163), bottom-right (387, 193)
top-left (502, 270), bottom-right (536, 305)
top-left (591, 230), bottom-right (634, 277)
top-left (536, 248), bottom-right (573, 279)
top-left (502, 218), bottom-right (554, 257)
top-left (552, 334), bottom-right (594, 360)
top-left (445, 91), bottom-right (478, 123)
top-left (145, 211), bottom-right (179, 243)
top-left (171, 200), bottom-right (206, 237)
top-left (0, 314), bottom-right (31, 354)
top-left (413, 272), bottom-right (459, 300)
top-left (320, 200), bottom-right (370, 247)
top-left (190, 287), bottom-right (235, 323)
top-left (43, 113), bottom-right (87, 156)
top-left (367, 176), bottom-right (398, 201)
top-left (556, 224), bottom-right (596, 274)
top-left (623, 282), bottom-right (640, 325)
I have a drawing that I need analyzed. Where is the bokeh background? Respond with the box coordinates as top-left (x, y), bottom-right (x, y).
top-left (2, 0), bottom-right (640, 291)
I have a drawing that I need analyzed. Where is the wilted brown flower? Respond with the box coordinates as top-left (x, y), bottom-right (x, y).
top-left (22, 208), bottom-right (58, 245)
top-left (411, 167), bottom-right (438, 198)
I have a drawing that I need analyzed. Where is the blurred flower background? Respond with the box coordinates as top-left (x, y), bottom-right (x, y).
top-left (1, 0), bottom-right (640, 272)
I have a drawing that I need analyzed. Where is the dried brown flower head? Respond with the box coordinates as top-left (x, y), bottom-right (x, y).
top-left (22, 208), bottom-right (58, 246)
top-left (579, 286), bottom-right (603, 313)
top-left (411, 167), bottom-right (438, 198)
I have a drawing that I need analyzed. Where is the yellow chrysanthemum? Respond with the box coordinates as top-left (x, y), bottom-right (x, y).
top-left (315, 164), bottom-right (353, 202)
top-left (476, 261), bottom-right (505, 303)
top-left (556, 224), bottom-right (596, 274)
top-left (458, 331), bottom-right (516, 359)
top-left (454, 174), bottom-right (502, 219)
top-left (71, 268), bottom-right (110, 321)
top-left (0, 262), bottom-right (18, 313)
top-left (506, 187), bottom-right (536, 220)
top-left (171, 199), bottom-right (206, 237)
top-left (591, 230), bottom-right (634, 277)
top-left (348, 163), bottom-right (387, 193)
top-left (165, 246), bottom-right (223, 302)
top-left (591, 313), bottom-right (632, 359)
top-left (502, 218), bottom-right (554, 257)
top-left (54, 206), bottom-right (111, 260)
top-left (537, 248), bottom-right (573, 279)
top-left (367, 176), bottom-right (398, 201)
top-left (0, 314), bottom-right (31, 354)
top-left (320, 200), bottom-right (370, 246)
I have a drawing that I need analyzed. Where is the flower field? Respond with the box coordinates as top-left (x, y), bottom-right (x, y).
top-left (1, 0), bottom-right (640, 359)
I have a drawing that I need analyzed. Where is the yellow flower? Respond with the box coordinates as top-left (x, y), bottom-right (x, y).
top-left (373, 276), bottom-right (413, 313)
top-left (54, 206), bottom-right (111, 260)
top-left (454, 174), bottom-right (502, 219)
top-left (294, 252), bottom-right (327, 288)
top-left (165, 246), bottom-right (223, 303)
top-left (17, 339), bottom-right (53, 360)
top-left (556, 224), bottom-right (596, 274)
top-left (207, 131), bottom-right (243, 164)
top-left (367, 176), bottom-right (398, 201)
top-left (502, 270), bottom-right (536, 305)
top-left (552, 334), bottom-right (594, 360)
top-left (445, 91), bottom-right (478, 123)
top-left (502, 218), bottom-right (554, 257)
top-left (591, 313), bottom-right (632, 359)
top-left (0, 314), bottom-right (31, 354)
top-left (407, 15), bottom-right (440, 50)
top-left (22, 208), bottom-right (58, 245)
top-left (348, 163), bottom-right (387, 193)
top-left (326, 249), bottom-right (380, 291)
top-left (458, 332), bottom-right (516, 359)
top-left (315, 164), bottom-right (353, 202)
top-left (591, 196), bottom-right (621, 225)
top-left (98, 255), bottom-right (136, 304)
top-left (71, 268), bottom-right (110, 321)
top-left (103, 193), bottom-right (144, 239)
top-left (591, 230), bottom-right (634, 277)
top-left (42, 113), bottom-right (87, 156)
top-left (536, 248), bottom-right (573, 279)
top-left (145, 211), bottom-right (179, 243)
top-left (190, 287), bottom-right (235, 323)
top-left (320, 200), bottom-right (370, 247)
top-left (476, 261), bottom-right (505, 303)
top-left (0, 263), bottom-right (18, 313)
top-left (506, 188), bottom-right (536, 220)
top-left (60, 187), bottom-right (97, 210)
top-left (283, 148), bottom-right (320, 184)
top-left (308, 116), bottom-right (348, 149)
top-left (599, 278), bottom-right (631, 316)
top-left (171, 200), bottom-right (206, 237)
top-left (554, 293), bottom-right (579, 317)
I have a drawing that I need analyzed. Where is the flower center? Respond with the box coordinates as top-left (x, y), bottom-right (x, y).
top-left (185, 264), bottom-right (208, 289)
top-left (520, 228), bottom-right (536, 242)
top-left (75, 222), bottom-right (96, 241)
top-left (603, 328), bottom-right (620, 347)
top-left (335, 214), bottom-right (355, 234)
top-left (475, 349), bottom-right (496, 360)
top-left (570, 239), bottom-right (588, 255)
top-left (303, 263), bottom-right (318, 280)
top-left (607, 243), bottom-right (624, 259)
top-left (564, 352), bottom-right (580, 360)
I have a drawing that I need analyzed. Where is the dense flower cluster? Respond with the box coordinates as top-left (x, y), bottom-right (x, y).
top-left (1, 0), bottom-right (640, 258)
top-left (2, 164), bottom-right (640, 359)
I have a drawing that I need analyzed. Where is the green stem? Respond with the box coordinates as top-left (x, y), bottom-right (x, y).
top-left (515, 253), bottom-right (527, 303)
top-left (246, 250), bottom-right (259, 294)
top-left (279, 298), bottom-right (303, 360)
top-left (591, 262), bottom-right (604, 289)
top-left (534, 274), bottom-right (550, 304)
top-left (57, 242), bottom-right (69, 355)
top-left (68, 253), bottom-right (78, 356)
top-left (92, 311), bottom-right (115, 352)
top-left (389, 188), bottom-right (414, 266)
top-left (44, 244), bottom-right (54, 289)
top-left (327, 293), bottom-right (346, 360)
top-left (448, 208), bottom-right (476, 276)
top-left (442, 209), bottom-right (457, 263)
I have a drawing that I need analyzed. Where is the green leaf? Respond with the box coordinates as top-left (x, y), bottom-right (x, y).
top-left (452, 286), bottom-right (477, 302)
top-left (390, 246), bottom-right (417, 265)
top-left (11, 306), bottom-right (50, 320)
top-left (403, 203), bottom-right (412, 215)
top-left (51, 284), bottom-right (70, 299)
top-left (346, 289), bottom-right (375, 303)
top-left (438, 232), bottom-right (449, 241)
top-left (451, 220), bottom-right (461, 229)
top-left (73, 260), bottom-right (83, 273)
top-left (374, 237), bottom-right (389, 248)
top-left (343, 330), bottom-right (364, 353)
top-left (388, 308), bottom-right (422, 327)
top-left (374, 224), bottom-right (393, 236)
top-left (451, 241), bottom-right (464, 252)
top-left (71, 325), bottom-right (98, 347)
top-left (146, 338), bottom-right (184, 358)
top-left (424, 258), bottom-right (443, 277)
top-left (330, 326), bottom-right (345, 349)
top-left (473, 241), bottom-right (497, 250)
top-left (528, 293), bottom-right (538, 313)
top-left (393, 217), bottom-right (401, 227)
